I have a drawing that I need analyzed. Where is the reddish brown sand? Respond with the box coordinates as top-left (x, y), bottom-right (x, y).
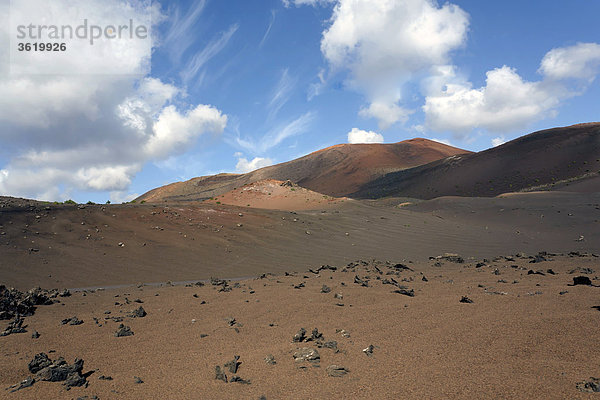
top-left (1, 254), bottom-right (600, 399)
top-left (1, 191), bottom-right (600, 399)
top-left (205, 179), bottom-right (346, 210)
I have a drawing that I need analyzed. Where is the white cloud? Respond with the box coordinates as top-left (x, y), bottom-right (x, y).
top-left (320, 0), bottom-right (469, 129)
top-left (0, 0), bottom-right (228, 201)
top-left (235, 156), bottom-right (273, 173)
top-left (423, 42), bottom-right (600, 136)
top-left (282, 0), bottom-right (335, 7)
top-left (491, 136), bottom-right (506, 147)
top-left (268, 68), bottom-right (297, 120)
top-left (180, 23), bottom-right (239, 85)
top-left (359, 102), bottom-right (413, 130)
top-left (424, 65), bottom-right (561, 134)
top-left (539, 42), bottom-right (600, 81)
top-left (347, 128), bottom-right (384, 144)
top-left (234, 112), bottom-right (315, 154)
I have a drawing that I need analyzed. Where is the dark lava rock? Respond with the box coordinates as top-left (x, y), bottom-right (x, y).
top-left (293, 282), bottom-right (305, 289)
top-left (321, 285), bottom-right (331, 293)
top-left (61, 316), bottom-right (84, 326)
top-left (9, 376), bottom-right (35, 393)
top-left (392, 289), bottom-right (415, 297)
top-left (309, 328), bottom-right (323, 342)
top-left (546, 269), bottom-right (556, 275)
top-left (29, 353), bottom-right (52, 373)
top-left (210, 277), bottom-right (228, 286)
top-left (577, 377), bottom-right (600, 393)
top-left (326, 365), bottom-right (349, 377)
top-left (293, 328), bottom-right (307, 342)
top-left (569, 267), bottom-right (595, 274)
top-left (98, 375), bottom-right (113, 380)
top-left (293, 348), bottom-right (320, 363)
top-left (527, 270), bottom-right (545, 276)
top-left (114, 323), bottom-right (134, 337)
top-left (230, 375), bottom-right (251, 384)
top-left (34, 357), bottom-right (87, 390)
top-left (0, 285), bottom-right (57, 320)
top-left (264, 354), bottom-right (276, 365)
top-left (422, 275), bottom-right (428, 282)
top-left (224, 355), bottom-right (241, 374)
top-left (571, 276), bottom-right (593, 286)
top-left (1, 317), bottom-right (27, 336)
top-left (215, 366), bottom-right (227, 382)
top-left (354, 275), bottom-right (369, 287)
top-left (391, 263), bottom-right (413, 271)
top-left (129, 306), bottom-right (147, 318)
top-left (321, 341), bottom-right (338, 350)
top-left (460, 296), bottom-right (474, 303)
top-left (363, 344), bottom-right (375, 357)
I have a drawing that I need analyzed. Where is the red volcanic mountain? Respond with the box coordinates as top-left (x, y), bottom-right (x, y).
top-left (138, 138), bottom-right (470, 202)
top-left (352, 123), bottom-right (600, 199)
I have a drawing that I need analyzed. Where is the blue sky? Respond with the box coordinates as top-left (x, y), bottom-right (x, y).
top-left (1, 0), bottom-right (599, 203)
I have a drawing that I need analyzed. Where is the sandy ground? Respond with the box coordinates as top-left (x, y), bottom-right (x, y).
top-left (1, 191), bottom-right (600, 399)
top-left (1, 253), bottom-right (600, 399)
top-left (0, 191), bottom-right (598, 290)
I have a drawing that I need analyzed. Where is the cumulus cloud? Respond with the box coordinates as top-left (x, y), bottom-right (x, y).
top-left (423, 42), bottom-right (600, 136)
top-left (0, 0), bottom-right (228, 201)
top-left (424, 65), bottom-right (561, 134)
top-left (235, 156), bottom-right (273, 173)
top-left (347, 128), bottom-right (384, 144)
top-left (320, 0), bottom-right (469, 129)
top-left (539, 42), bottom-right (600, 81)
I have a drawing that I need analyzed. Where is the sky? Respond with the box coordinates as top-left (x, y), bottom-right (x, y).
top-left (0, 0), bottom-right (599, 203)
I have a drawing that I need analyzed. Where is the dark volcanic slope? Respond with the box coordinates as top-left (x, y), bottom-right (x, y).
top-left (138, 139), bottom-right (470, 202)
top-left (353, 123), bottom-right (600, 199)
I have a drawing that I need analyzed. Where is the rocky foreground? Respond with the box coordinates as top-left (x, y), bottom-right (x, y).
top-left (1, 251), bottom-right (600, 399)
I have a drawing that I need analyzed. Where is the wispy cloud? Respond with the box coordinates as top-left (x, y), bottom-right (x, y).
top-left (234, 111), bottom-right (315, 154)
top-left (259, 10), bottom-right (276, 48)
top-left (180, 24), bottom-right (239, 85)
top-left (163, 0), bottom-right (208, 63)
top-left (267, 68), bottom-right (297, 120)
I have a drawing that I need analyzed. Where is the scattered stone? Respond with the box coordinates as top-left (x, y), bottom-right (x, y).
top-left (293, 282), bottom-right (305, 289)
top-left (224, 356), bottom-right (241, 374)
top-left (460, 296), bottom-right (474, 303)
top-left (430, 253), bottom-right (464, 263)
top-left (28, 353), bottom-right (52, 373)
top-left (8, 376), bottom-right (35, 393)
top-left (264, 355), bottom-right (276, 365)
top-left (559, 290), bottom-right (568, 295)
top-left (569, 267), bottom-right (595, 274)
top-left (354, 275), bottom-right (369, 287)
top-left (363, 345), bottom-right (375, 357)
top-left (321, 285), bottom-right (331, 293)
top-left (31, 330), bottom-right (40, 339)
top-left (230, 375), bottom-right (251, 384)
top-left (98, 375), bottom-right (113, 380)
top-left (577, 377), bottom-right (600, 393)
top-left (62, 316), bottom-right (83, 325)
top-left (392, 288), bottom-right (415, 297)
top-left (215, 366), bottom-right (227, 382)
top-left (571, 276), bottom-right (593, 286)
top-left (129, 306), bottom-right (147, 318)
top-left (114, 324), bottom-right (134, 337)
top-left (546, 269), bottom-right (556, 275)
top-left (293, 348), bottom-right (320, 363)
top-left (134, 376), bottom-right (144, 384)
top-left (326, 365), bottom-right (349, 377)
top-left (527, 270), bottom-right (545, 276)
top-left (1, 317), bottom-right (27, 336)
top-left (334, 293), bottom-right (343, 300)
top-left (293, 328), bottom-right (307, 342)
